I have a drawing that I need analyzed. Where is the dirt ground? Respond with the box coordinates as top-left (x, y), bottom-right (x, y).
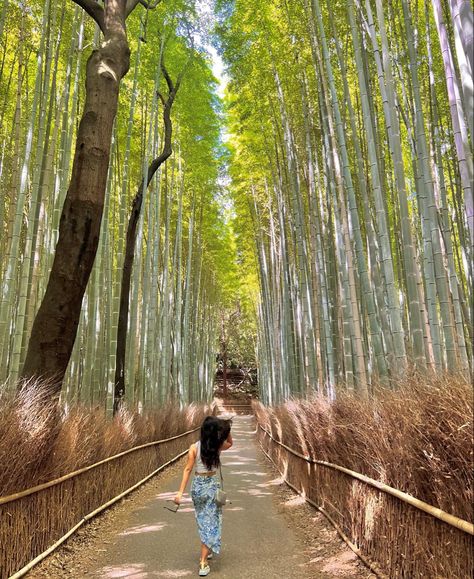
top-left (266, 462), bottom-right (374, 578)
top-left (29, 417), bottom-right (374, 578)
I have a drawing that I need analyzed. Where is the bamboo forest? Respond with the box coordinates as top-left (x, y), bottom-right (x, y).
top-left (0, 0), bottom-right (472, 578)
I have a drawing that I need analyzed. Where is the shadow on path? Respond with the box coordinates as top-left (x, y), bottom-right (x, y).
top-left (84, 416), bottom-right (309, 578)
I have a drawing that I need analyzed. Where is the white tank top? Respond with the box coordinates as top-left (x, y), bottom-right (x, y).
top-left (195, 440), bottom-right (217, 472)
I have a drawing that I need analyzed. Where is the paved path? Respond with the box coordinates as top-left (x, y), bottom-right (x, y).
top-left (82, 416), bottom-right (310, 578)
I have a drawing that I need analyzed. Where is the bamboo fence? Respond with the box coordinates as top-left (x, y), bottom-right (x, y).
top-left (0, 427), bottom-right (199, 579)
top-left (257, 423), bottom-right (474, 578)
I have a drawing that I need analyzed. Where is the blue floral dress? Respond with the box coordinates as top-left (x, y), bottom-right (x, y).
top-left (191, 458), bottom-right (222, 553)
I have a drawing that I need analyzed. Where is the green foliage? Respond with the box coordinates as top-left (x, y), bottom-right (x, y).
top-left (0, 0), bottom-right (256, 402)
top-left (0, 0), bottom-right (470, 401)
top-left (215, 0), bottom-right (472, 400)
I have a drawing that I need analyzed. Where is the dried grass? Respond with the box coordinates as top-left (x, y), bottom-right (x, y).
top-left (0, 384), bottom-right (209, 496)
top-left (0, 381), bottom-right (212, 578)
top-left (254, 371), bottom-right (474, 577)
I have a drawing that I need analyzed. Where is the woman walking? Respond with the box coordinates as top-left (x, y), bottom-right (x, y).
top-left (174, 415), bottom-right (233, 576)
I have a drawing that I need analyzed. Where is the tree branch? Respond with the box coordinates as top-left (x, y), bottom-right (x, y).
top-left (113, 60), bottom-right (183, 410)
top-left (174, 65), bottom-right (186, 92)
top-left (161, 63), bottom-right (176, 96)
top-left (147, 65), bottom-right (177, 182)
top-left (125, 0), bottom-right (162, 18)
top-left (157, 91), bottom-right (167, 106)
top-left (161, 56), bottom-right (190, 98)
top-left (72, 0), bottom-right (105, 33)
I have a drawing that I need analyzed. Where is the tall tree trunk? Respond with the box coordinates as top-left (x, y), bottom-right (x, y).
top-left (21, 2), bottom-right (131, 391)
top-left (1, 1), bottom-right (49, 383)
top-left (403, 0), bottom-right (458, 370)
top-left (11, 2), bottom-right (63, 381)
top-left (365, 0), bottom-right (427, 367)
top-left (113, 63), bottom-right (181, 412)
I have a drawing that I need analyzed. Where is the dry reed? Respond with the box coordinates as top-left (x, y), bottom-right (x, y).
top-left (254, 371), bottom-right (474, 577)
top-left (0, 382), bottom-right (213, 578)
top-left (0, 384), bottom-right (209, 496)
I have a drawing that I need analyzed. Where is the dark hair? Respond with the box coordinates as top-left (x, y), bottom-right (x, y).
top-left (200, 416), bottom-right (232, 470)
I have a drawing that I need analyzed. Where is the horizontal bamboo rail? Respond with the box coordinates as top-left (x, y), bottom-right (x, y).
top-left (8, 448), bottom-right (189, 579)
top-left (1, 427), bottom-right (199, 579)
top-left (258, 443), bottom-right (386, 578)
top-left (0, 427), bottom-right (199, 506)
top-left (257, 422), bottom-right (473, 578)
top-left (258, 424), bottom-right (473, 535)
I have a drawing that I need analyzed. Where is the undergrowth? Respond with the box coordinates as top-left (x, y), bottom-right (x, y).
top-left (253, 370), bottom-right (473, 521)
top-left (0, 381), bottom-right (210, 496)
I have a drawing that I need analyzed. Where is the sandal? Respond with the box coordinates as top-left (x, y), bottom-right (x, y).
top-left (199, 562), bottom-right (210, 576)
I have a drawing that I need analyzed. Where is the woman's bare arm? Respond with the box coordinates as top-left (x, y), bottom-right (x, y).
top-left (174, 444), bottom-right (196, 504)
top-left (221, 432), bottom-right (233, 451)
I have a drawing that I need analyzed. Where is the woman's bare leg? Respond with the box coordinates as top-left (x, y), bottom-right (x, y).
top-left (200, 542), bottom-right (210, 563)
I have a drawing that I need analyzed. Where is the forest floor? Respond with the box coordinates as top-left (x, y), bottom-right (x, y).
top-left (29, 416), bottom-right (374, 578)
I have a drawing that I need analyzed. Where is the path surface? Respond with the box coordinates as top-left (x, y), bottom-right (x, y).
top-left (31, 416), bottom-right (372, 578)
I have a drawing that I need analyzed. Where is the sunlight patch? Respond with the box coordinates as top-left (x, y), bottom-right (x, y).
top-left (155, 571), bottom-right (193, 577)
top-left (284, 495), bottom-right (306, 507)
top-left (119, 522), bottom-right (167, 536)
top-left (102, 564), bottom-right (145, 578)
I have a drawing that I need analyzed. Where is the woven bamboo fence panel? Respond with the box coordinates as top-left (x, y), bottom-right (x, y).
top-left (257, 423), bottom-right (473, 578)
top-left (0, 428), bottom-right (198, 578)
